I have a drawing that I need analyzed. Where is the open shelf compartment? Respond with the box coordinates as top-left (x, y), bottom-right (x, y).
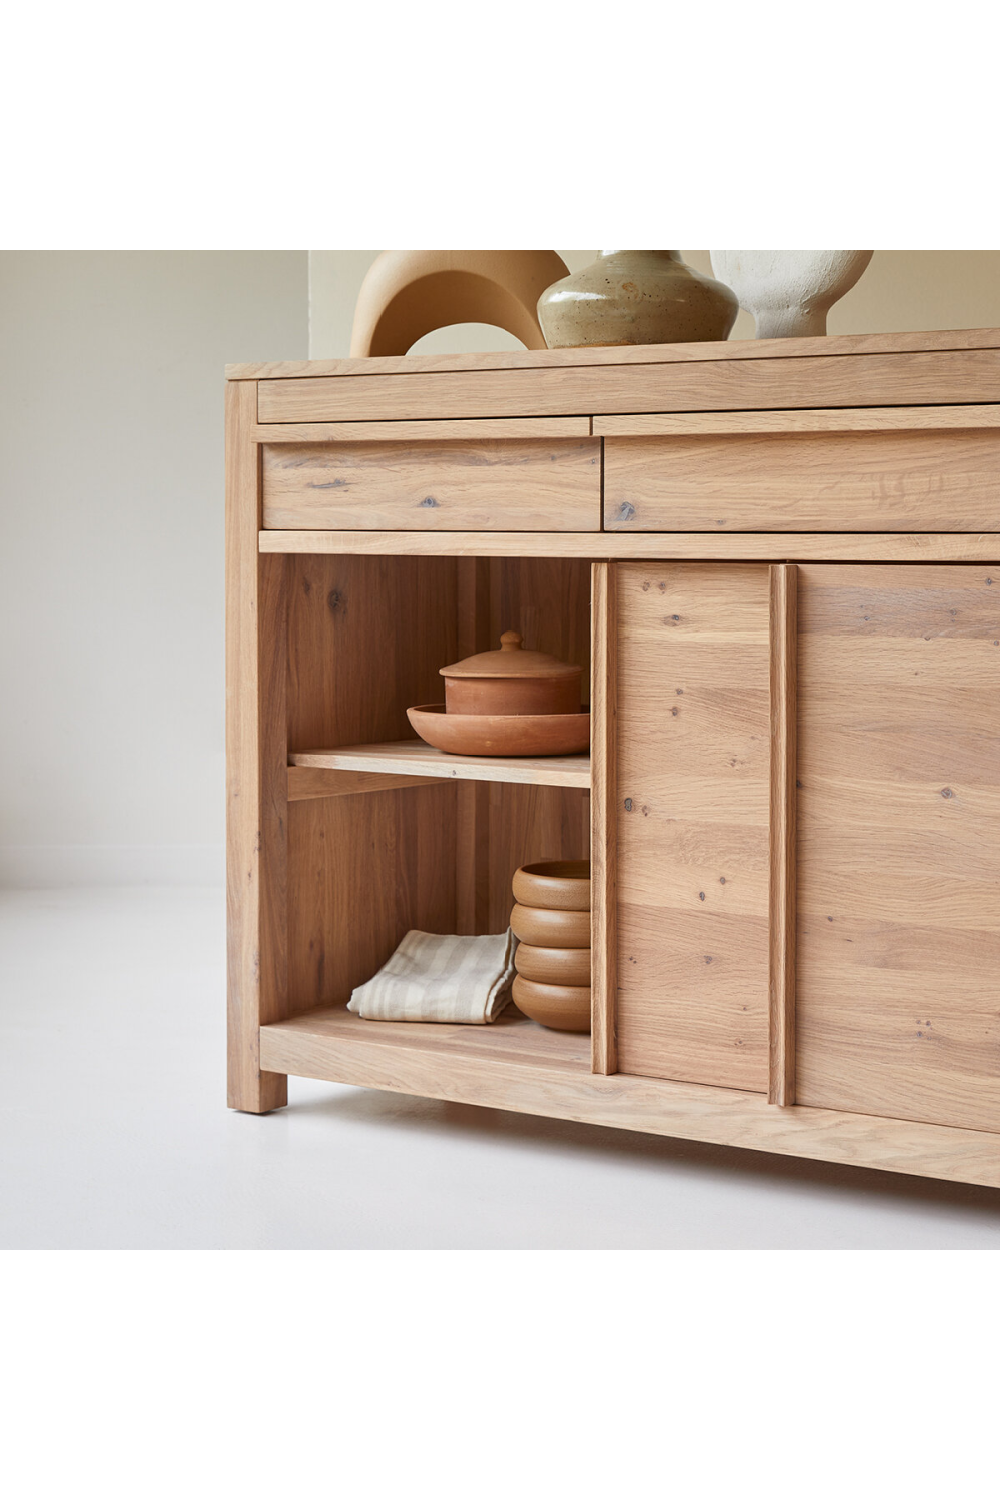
top-left (271, 550), bottom-right (596, 1074)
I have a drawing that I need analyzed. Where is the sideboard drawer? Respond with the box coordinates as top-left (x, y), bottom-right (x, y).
top-left (262, 438), bottom-right (601, 531)
top-left (603, 428), bottom-right (1000, 531)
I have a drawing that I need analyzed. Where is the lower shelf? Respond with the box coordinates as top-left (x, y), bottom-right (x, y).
top-left (262, 1006), bottom-right (591, 1072)
top-left (258, 1007), bottom-right (1000, 1190)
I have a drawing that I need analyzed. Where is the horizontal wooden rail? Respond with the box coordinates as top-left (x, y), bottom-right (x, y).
top-left (253, 416), bottom-right (591, 443)
top-left (260, 531), bottom-right (1000, 562)
top-left (594, 403), bottom-right (1000, 437)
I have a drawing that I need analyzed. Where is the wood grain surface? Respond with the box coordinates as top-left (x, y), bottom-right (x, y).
top-left (261, 438), bottom-right (600, 531)
top-left (225, 380), bottom-right (288, 1113)
top-left (796, 564), bottom-right (1000, 1133)
top-left (289, 741), bottom-right (590, 789)
top-left (590, 562), bottom-right (618, 1074)
top-left (256, 349), bottom-right (1000, 423)
top-left (284, 552), bottom-right (460, 1012)
top-left (594, 404), bottom-right (1000, 437)
top-left (259, 530), bottom-right (1000, 563)
top-left (259, 1006), bottom-right (1000, 1188)
top-left (768, 566), bottom-right (797, 1105)
top-left (615, 563), bottom-right (771, 1091)
top-left (604, 429), bottom-right (1000, 532)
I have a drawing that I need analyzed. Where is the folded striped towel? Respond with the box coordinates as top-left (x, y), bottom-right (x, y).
top-left (347, 929), bottom-right (517, 1024)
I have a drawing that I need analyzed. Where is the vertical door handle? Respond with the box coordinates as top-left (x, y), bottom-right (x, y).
top-left (768, 564), bottom-right (797, 1105)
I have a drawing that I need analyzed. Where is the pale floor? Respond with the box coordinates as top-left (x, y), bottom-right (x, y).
top-left (2, 887), bottom-right (999, 1250)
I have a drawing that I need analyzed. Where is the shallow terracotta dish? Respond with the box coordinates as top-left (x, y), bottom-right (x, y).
top-left (513, 942), bottom-right (592, 987)
top-left (440, 630), bottom-right (581, 717)
top-left (512, 975), bottom-right (591, 1033)
top-left (407, 704), bottom-right (590, 758)
top-left (510, 903), bottom-right (590, 948)
top-left (513, 859), bottom-right (591, 911)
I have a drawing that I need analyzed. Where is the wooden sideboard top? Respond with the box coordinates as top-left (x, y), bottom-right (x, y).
top-left (226, 327), bottom-right (1000, 381)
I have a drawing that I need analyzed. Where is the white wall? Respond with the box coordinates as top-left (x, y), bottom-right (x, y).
top-left (309, 250), bottom-right (1000, 355)
top-left (0, 252), bottom-right (307, 885)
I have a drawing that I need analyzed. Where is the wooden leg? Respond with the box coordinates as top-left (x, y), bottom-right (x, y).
top-left (226, 381), bottom-right (289, 1112)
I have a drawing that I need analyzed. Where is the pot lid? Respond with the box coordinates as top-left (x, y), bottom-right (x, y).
top-left (441, 630), bottom-right (581, 680)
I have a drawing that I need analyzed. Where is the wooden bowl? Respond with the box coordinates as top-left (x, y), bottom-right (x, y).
top-left (513, 860), bottom-right (591, 911)
top-left (512, 975), bottom-right (591, 1033)
top-left (406, 704), bottom-right (590, 758)
top-left (510, 903), bottom-right (590, 948)
top-left (514, 942), bottom-right (591, 986)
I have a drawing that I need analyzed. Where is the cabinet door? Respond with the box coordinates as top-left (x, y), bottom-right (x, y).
top-left (614, 562), bottom-right (771, 1090)
top-left (796, 564), bottom-right (1000, 1133)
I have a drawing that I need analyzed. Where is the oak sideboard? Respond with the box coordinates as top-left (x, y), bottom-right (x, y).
top-left (226, 329), bottom-right (1000, 1190)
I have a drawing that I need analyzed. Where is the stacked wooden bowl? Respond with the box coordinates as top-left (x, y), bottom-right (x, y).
top-left (509, 860), bottom-right (591, 1032)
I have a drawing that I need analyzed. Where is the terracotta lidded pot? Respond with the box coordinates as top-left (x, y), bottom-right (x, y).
top-left (440, 630), bottom-right (582, 717)
top-left (537, 251), bottom-right (738, 349)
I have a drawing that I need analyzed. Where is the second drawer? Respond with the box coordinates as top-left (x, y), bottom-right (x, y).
top-left (603, 427), bottom-right (1000, 531)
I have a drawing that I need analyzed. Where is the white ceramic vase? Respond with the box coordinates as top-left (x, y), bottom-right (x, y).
top-left (708, 251), bottom-right (873, 338)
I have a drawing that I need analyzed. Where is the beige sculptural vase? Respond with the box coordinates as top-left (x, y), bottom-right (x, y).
top-left (537, 251), bottom-right (739, 349)
top-left (349, 250), bottom-right (569, 356)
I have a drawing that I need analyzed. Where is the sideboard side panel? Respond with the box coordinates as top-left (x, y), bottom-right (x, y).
top-left (226, 380), bottom-right (289, 1112)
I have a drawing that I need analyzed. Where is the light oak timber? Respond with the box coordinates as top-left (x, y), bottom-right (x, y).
top-left (261, 438), bottom-right (601, 531)
top-left (288, 786), bottom-right (458, 1013)
top-left (481, 556), bottom-right (592, 933)
top-left (590, 562), bottom-right (617, 1075)
top-left (256, 350), bottom-right (1000, 424)
top-left (259, 530), bottom-right (1000, 562)
top-left (287, 766), bottom-right (440, 800)
top-left (253, 417), bottom-right (592, 443)
top-left (604, 429), bottom-right (1000, 532)
top-left (595, 404), bottom-right (1000, 436)
top-left (289, 741), bottom-right (591, 789)
top-left (228, 336), bottom-right (1000, 1187)
top-left (228, 326), bottom-right (1000, 381)
top-left (258, 1007), bottom-right (1000, 1189)
top-left (615, 563), bottom-right (771, 1092)
top-left (455, 557), bottom-right (492, 935)
top-left (284, 553), bottom-right (461, 1013)
top-left (768, 565), bottom-right (797, 1106)
top-left (795, 564), bottom-right (1000, 1135)
top-left (225, 380), bottom-right (288, 1113)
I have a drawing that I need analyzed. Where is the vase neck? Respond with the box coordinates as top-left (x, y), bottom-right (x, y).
top-left (600, 250), bottom-right (682, 261)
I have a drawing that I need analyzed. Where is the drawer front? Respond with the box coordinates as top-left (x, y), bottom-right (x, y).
top-left (604, 428), bottom-right (1000, 531)
top-left (262, 438), bottom-right (601, 531)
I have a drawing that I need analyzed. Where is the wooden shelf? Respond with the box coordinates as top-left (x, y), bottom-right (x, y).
top-left (288, 739), bottom-right (591, 789)
top-left (264, 1005), bottom-right (591, 1068)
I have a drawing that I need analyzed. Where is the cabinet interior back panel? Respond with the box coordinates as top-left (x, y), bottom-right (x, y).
top-left (796, 564), bottom-right (1000, 1133)
top-left (615, 562), bottom-right (770, 1091)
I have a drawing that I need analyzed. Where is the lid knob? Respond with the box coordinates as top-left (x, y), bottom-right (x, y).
top-left (500, 631), bottom-right (523, 652)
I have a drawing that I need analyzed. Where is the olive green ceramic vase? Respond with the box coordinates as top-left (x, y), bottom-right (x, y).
top-left (537, 250), bottom-right (739, 349)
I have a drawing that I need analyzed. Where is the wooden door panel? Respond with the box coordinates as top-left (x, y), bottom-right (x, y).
top-left (796, 564), bottom-right (1000, 1133)
top-left (615, 562), bottom-right (771, 1090)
